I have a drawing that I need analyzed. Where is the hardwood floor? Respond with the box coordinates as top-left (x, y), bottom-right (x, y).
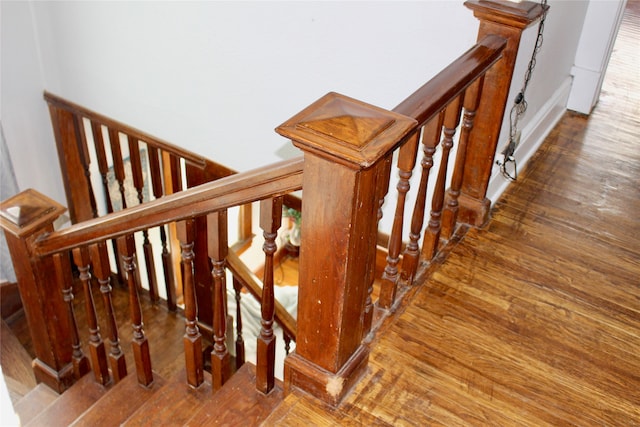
top-left (4, 3), bottom-right (639, 425)
top-left (267, 2), bottom-right (640, 425)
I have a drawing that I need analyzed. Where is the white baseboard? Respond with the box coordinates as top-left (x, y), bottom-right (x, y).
top-left (486, 76), bottom-right (572, 205)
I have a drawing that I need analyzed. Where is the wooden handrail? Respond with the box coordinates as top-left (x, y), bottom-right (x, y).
top-left (44, 91), bottom-right (214, 171)
top-left (226, 250), bottom-right (297, 342)
top-left (393, 34), bottom-right (506, 124)
top-left (34, 157), bottom-right (304, 256)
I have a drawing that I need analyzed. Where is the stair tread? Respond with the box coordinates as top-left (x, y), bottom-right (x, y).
top-left (70, 372), bottom-right (166, 427)
top-left (24, 373), bottom-right (109, 427)
top-left (185, 363), bottom-right (284, 427)
top-left (1, 318), bottom-right (37, 396)
top-left (13, 383), bottom-right (59, 426)
top-left (123, 369), bottom-right (212, 426)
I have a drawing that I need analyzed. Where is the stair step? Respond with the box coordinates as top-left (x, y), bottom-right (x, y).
top-left (184, 363), bottom-right (284, 427)
top-left (24, 373), bottom-right (109, 427)
top-left (69, 372), bottom-right (166, 427)
top-left (1, 318), bottom-right (37, 399)
top-left (123, 369), bottom-right (212, 426)
top-left (12, 383), bottom-right (58, 426)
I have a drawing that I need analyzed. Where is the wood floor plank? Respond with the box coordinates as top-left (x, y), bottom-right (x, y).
top-left (276, 2), bottom-right (640, 424)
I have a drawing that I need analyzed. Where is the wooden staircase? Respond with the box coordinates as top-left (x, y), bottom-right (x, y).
top-left (12, 363), bottom-right (283, 426)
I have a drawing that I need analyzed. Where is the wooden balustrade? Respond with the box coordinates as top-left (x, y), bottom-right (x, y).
top-left (1, 0), bottom-right (547, 409)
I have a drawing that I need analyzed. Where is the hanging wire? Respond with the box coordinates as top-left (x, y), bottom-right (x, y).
top-left (499, 0), bottom-right (549, 181)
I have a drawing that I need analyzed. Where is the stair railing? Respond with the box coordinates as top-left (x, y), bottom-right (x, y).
top-left (1, 0), bottom-right (546, 405)
top-left (1, 157), bottom-right (303, 394)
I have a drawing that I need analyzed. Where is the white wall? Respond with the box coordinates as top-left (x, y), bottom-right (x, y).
top-left (1, 1), bottom-right (66, 205)
top-left (487, 0), bottom-right (590, 201)
top-left (567, 0), bottom-right (627, 114)
top-left (1, 0), bottom-right (603, 212)
top-left (28, 1), bottom-right (476, 174)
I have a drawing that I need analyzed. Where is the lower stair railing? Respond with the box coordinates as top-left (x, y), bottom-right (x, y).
top-left (1, 0), bottom-right (546, 410)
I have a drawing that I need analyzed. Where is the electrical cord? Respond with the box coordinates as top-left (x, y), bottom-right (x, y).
top-left (498, 0), bottom-right (549, 181)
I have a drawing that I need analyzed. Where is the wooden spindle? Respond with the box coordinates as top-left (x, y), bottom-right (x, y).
top-left (257, 197), bottom-right (283, 394)
top-left (207, 210), bottom-right (232, 391)
top-left (91, 121), bottom-right (125, 283)
top-left (177, 219), bottom-right (204, 388)
top-left (170, 155), bottom-right (183, 193)
top-left (232, 277), bottom-right (246, 370)
top-left (108, 128), bottom-right (128, 210)
top-left (378, 131), bottom-right (420, 309)
top-left (90, 241), bottom-right (127, 383)
top-left (73, 114), bottom-right (98, 218)
top-left (422, 96), bottom-right (464, 260)
top-left (53, 252), bottom-right (90, 379)
top-left (147, 147), bottom-right (177, 310)
top-left (401, 112), bottom-right (444, 283)
top-left (284, 333), bottom-right (292, 356)
top-left (442, 78), bottom-right (483, 238)
top-left (72, 247), bottom-right (110, 385)
top-left (90, 122), bottom-right (113, 213)
top-left (365, 154), bottom-right (393, 332)
top-left (128, 136), bottom-right (159, 302)
top-left (119, 234), bottom-right (154, 387)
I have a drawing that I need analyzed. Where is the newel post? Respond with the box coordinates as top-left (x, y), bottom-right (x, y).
top-left (0, 189), bottom-right (76, 392)
top-left (458, 0), bottom-right (548, 226)
top-left (276, 92), bottom-right (416, 405)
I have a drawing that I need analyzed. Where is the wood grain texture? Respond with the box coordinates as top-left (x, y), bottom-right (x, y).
top-left (69, 372), bottom-right (166, 427)
top-left (24, 374), bottom-right (108, 427)
top-left (266, 2), bottom-right (640, 424)
top-left (184, 363), bottom-right (283, 427)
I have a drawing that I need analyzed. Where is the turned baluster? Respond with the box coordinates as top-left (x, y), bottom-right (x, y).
top-left (147, 146), bottom-right (177, 310)
top-left (207, 210), bottom-right (232, 391)
top-left (90, 122), bottom-right (114, 213)
top-left (128, 135), bottom-right (159, 302)
top-left (232, 276), bottom-right (246, 370)
top-left (442, 78), bottom-right (483, 238)
top-left (119, 234), bottom-right (154, 386)
top-left (177, 219), bottom-right (204, 388)
top-left (90, 241), bottom-right (127, 383)
top-left (284, 333), bottom-right (292, 356)
top-left (401, 112), bottom-right (444, 283)
top-left (364, 155), bottom-right (393, 332)
top-left (170, 155), bottom-right (184, 192)
top-left (108, 128), bottom-right (128, 210)
top-left (72, 114), bottom-right (98, 218)
top-left (257, 197), bottom-right (283, 394)
top-left (378, 131), bottom-right (420, 309)
top-left (422, 96), bottom-right (464, 260)
top-left (91, 121), bottom-right (125, 283)
top-left (72, 247), bottom-right (110, 385)
top-left (53, 252), bottom-right (90, 379)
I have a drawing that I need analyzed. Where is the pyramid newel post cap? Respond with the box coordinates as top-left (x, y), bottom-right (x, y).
top-left (276, 92), bottom-right (417, 170)
top-left (0, 189), bottom-right (67, 238)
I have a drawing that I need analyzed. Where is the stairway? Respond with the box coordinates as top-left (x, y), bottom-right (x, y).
top-left (13, 363), bottom-right (282, 426)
